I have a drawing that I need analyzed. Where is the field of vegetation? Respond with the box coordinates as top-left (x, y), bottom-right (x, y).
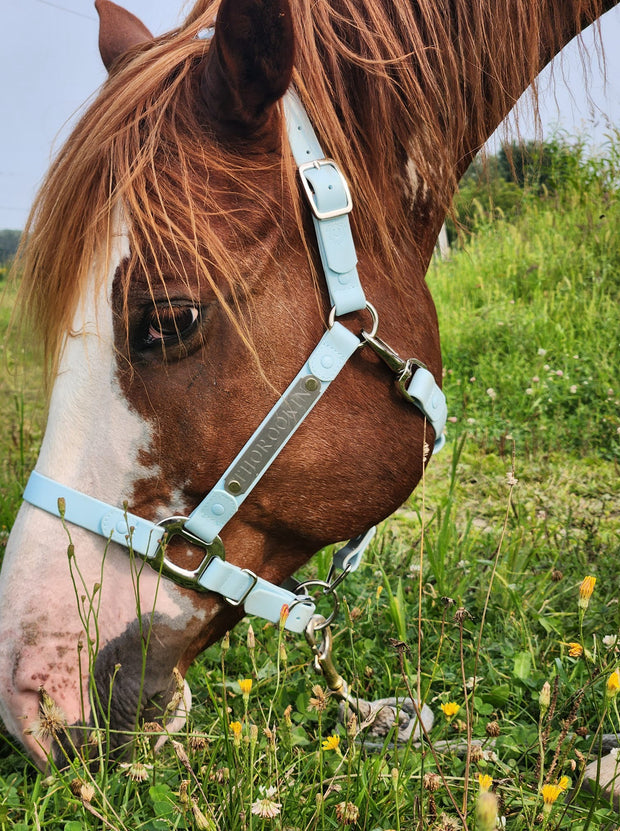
top-left (0, 134), bottom-right (618, 830)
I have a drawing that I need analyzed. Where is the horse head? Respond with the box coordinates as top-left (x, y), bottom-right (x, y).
top-left (0, 0), bottom-right (441, 767)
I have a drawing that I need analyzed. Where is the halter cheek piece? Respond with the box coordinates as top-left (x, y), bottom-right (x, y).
top-left (22, 73), bottom-right (447, 635)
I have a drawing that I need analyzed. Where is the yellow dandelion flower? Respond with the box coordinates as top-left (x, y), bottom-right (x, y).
top-left (606, 669), bottom-right (620, 698)
top-left (321, 734), bottom-right (340, 751)
top-left (578, 576), bottom-right (596, 611)
top-left (440, 701), bottom-right (460, 719)
top-left (238, 678), bottom-right (253, 696)
top-left (477, 773), bottom-right (493, 792)
top-left (558, 775), bottom-right (570, 792)
top-left (541, 783), bottom-right (562, 811)
top-left (229, 720), bottom-right (242, 736)
top-left (567, 642), bottom-right (583, 658)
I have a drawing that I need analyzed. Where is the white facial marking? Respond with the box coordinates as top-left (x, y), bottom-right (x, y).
top-left (0, 219), bottom-right (200, 765)
top-left (37, 229), bottom-right (151, 501)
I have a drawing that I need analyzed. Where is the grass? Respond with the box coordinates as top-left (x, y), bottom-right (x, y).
top-left (0, 135), bottom-right (618, 829)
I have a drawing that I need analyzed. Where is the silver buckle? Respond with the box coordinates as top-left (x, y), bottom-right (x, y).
top-left (298, 159), bottom-right (353, 220)
top-left (151, 516), bottom-right (225, 591)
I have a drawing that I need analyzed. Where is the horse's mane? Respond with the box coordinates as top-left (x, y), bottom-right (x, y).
top-left (16, 0), bottom-right (606, 380)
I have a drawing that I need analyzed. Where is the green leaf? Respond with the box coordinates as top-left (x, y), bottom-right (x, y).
top-left (481, 685), bottom-right (510, 707)
top-left (148, 784), bottom-right (176, 817)
top-left (513, 651), bottom-right (531, 681)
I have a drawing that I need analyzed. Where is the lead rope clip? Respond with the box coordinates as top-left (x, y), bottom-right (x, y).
top-left (304, 614), bottom-right (435, 743)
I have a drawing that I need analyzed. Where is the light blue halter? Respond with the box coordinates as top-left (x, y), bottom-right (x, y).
top-left (22, 82), bottom-right (447, 634)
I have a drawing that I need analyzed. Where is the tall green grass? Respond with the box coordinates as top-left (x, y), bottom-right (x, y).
top-left (431, 132), bottom-right (620, 461)
top-left (0, 134), bottom-right (618, 829)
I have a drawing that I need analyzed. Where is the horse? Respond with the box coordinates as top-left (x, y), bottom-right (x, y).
top-left (0, 0), bottom-right (616, 768)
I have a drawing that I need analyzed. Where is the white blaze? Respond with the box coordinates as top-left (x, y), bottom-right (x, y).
top-left (0, 225), bottom-right (191, 765)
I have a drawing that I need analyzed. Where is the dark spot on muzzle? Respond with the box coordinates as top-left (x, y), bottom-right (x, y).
top-left (52, 614), bottom-right (183, 766)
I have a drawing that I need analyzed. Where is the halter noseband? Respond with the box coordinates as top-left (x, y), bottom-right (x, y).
top-left (22, 85), bottom-right (447, 634)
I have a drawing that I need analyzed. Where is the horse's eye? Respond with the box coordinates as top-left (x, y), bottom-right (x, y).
top-left (142, 305), bottom-right (200, 347)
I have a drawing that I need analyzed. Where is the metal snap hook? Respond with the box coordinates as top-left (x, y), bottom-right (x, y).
top-left (304, 614), bottom-right (349, 697)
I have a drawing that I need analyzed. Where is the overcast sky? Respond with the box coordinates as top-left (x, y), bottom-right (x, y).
top-left (1, 0), bottom-right (619, 230)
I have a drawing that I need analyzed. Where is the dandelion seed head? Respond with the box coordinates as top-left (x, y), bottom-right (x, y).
top-left (189, 734), bottom-right (209, 752)
top-left (251, 797), bottom-right (282, 819)
top-left (436, 814), bottom-right (461, 830)
top-left (119, 762), bottom-right (151, 782)
top-left (335, 801), bottom-right (360, 825)
top-left (309, 685), bottom-right (329, 713)
top-left (70, 778), bottom-right (94, 802)
top-left (423, 772), bottom-right (442, 792)
top-left (26, 688), bottom-right (67, 742)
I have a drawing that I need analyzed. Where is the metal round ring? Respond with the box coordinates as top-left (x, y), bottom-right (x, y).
top-left (293, 579), bottom-right (340, 630)
top-left (327, 302), bottom-right (379, 341)
top-left (361, 301), bottom-right (379, 339)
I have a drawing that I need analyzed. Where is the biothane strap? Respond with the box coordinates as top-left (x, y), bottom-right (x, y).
top-left (23, 471), bottom-right (318, 633)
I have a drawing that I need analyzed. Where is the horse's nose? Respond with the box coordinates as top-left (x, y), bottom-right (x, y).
top-left (0, 637), bottom-right (87, 769)
top-left (0, 681), bottom-right (54, 769)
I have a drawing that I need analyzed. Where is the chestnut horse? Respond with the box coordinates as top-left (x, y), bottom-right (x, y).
top-left (0, 0), bottom-right (616, 767)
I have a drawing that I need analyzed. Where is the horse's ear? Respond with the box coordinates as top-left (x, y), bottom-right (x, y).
top-left (95, 0), bottom-right (154, 72)
top-left (200, 0), bottom-right (294, 142)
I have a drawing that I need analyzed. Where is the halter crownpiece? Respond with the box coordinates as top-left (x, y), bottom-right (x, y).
top-left (22, 70), bottom-right (447, 632)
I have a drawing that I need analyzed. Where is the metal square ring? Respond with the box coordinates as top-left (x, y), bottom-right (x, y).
top-left (150, 517), bottom-right (225, 591)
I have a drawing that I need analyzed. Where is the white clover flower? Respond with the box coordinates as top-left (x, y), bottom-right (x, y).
top-left (603, 635), bottom-right (618, 649)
